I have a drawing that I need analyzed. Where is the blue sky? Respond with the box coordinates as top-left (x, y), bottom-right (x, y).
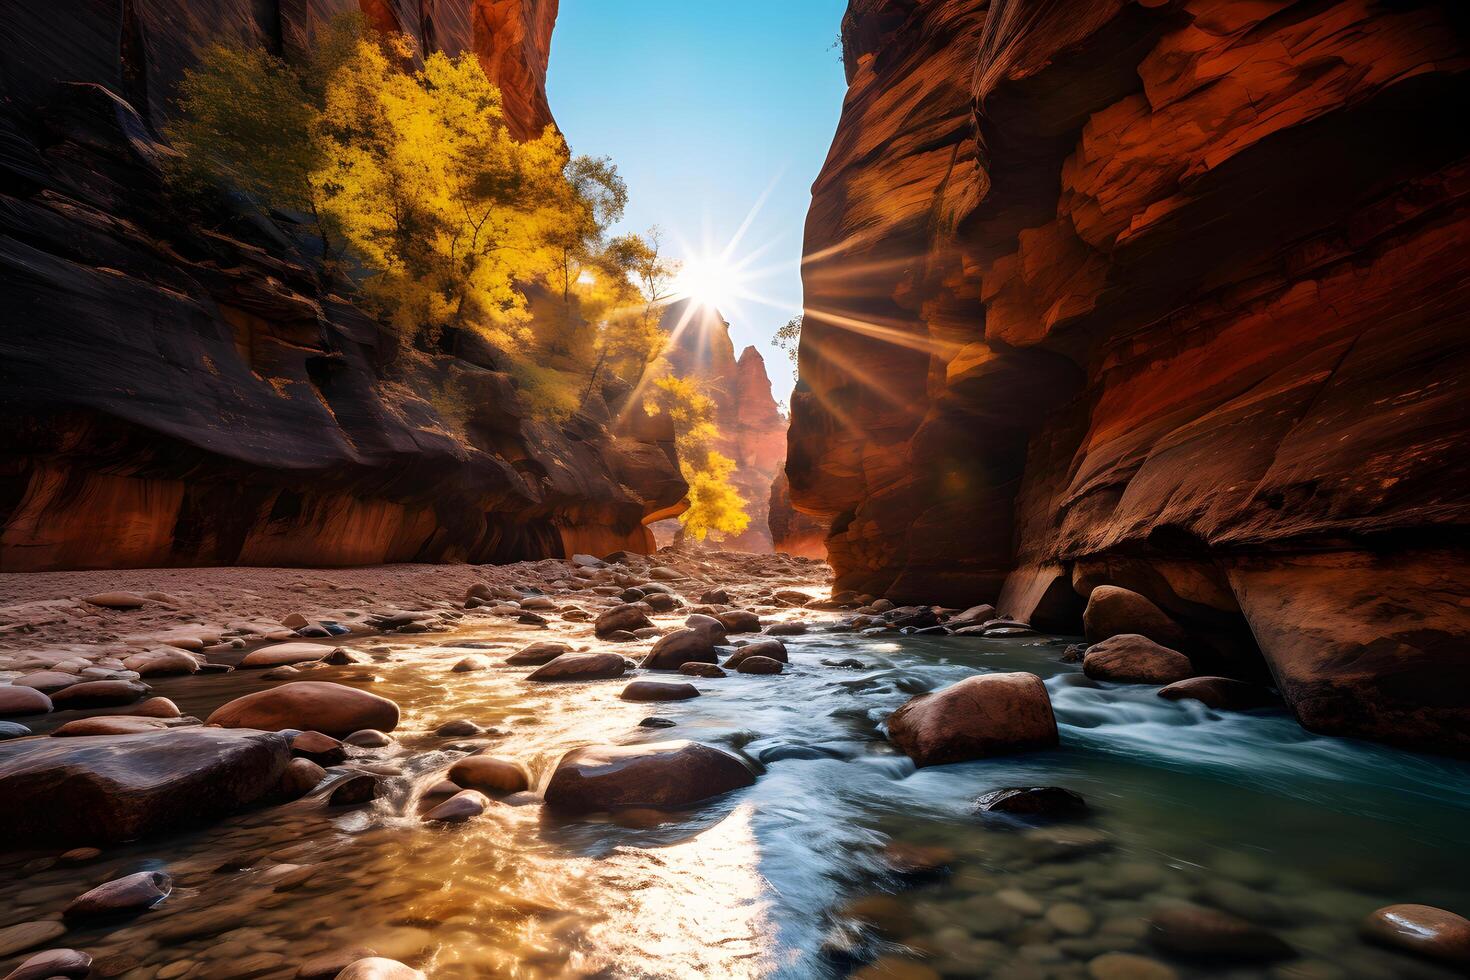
top-left (546, 0), bottom-right (850, 404)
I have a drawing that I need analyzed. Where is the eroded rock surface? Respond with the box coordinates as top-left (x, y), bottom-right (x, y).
top-left (786, 0), bottom-right (1470, 751)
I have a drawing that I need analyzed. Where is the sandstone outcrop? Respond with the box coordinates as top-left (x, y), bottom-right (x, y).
top-left (787, 0), bottom-right (1470, 752)
top-left (0, 0), bottom-right (685, 572)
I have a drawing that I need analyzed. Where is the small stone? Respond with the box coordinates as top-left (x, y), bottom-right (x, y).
top-left (1024, 826), bottom-right (1112, 860)
top-left (1084, 634), bottom-right (1194, 685)
top-left (1046, 902), bottom-right (1095, 936)
top-left (239, 643), bottom-right (334, 669)
top-left (638, 717), bottom-right (677, 728)
top-left (289, 731), bottom-right (347, 765)
top-left (995, 889), bottom-right (1044, 916)
top-left (641, 629), bottom-right (719, 670)
top-left (48, 680), bottom-right (149, 710)
top-left (434, 719), bottom-right (484, 737)
top-left (700, 588), bottom-right (730, 604)
top-left (595, 603), bottom-right (653, 638)
top-left (2, 947), bottom-right (93, 980)
top-left (715, 610), bottom-right (761, 633)
top-left (765, 622), bottom-right (808, 636)
top-left (64, 870), bottom-right (173, 919)
top-left (451, 654), bottom-right (490, 672)
top-left (322, 648), bottom-right (369, 665)
top-left (1360, 903), bottom-right (1470, 968)
top-left (1158, 676), bottom-right (1280, 710)
top-left (1148, 903), bottom-right (1293, 960)
top-left (328, 773), bottom-right (381, 807)
top-left (344, 729), bottom-right (393, 747)
top-left (0, 720), bottom-right (30, 740)
top-left (263, 665), bottom-right (301, 679)
top-left (882, 842), bottom-right (954, 879)
top-left (0, 686), bottom-right (53, 716)
top-left (505, 641), bottom-right (571, 666)
top-left (973, 786), bottom-right (1088, 820)
top-left (12, 672), bottom-right (77, 694)
top-left (133, 697), bottom-right (182, 718)
top-left (52, 715), bottom-right (179, 737)
top-left (447, 756), bottom-right (529, 794)
top-left (724, 639), bottom-right (788, 668)
top-left (423, 789), bottom-right (490, 823)
top-left (59, 847), bottom-right (101, 863)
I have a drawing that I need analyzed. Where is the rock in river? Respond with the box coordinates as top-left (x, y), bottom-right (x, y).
top-left (49, 679), bottom-right (149, 709)
top-left (336, 958), bottom-right (426, 980)
top-left (423, 790), bottom-right (490, 824)
top-left (974, 786), bottom-right (1088, 821)
top-left (0, 729), bottom-right (290, 845)
top-left (525, 653), bottom-right (626, 682)
top-left (886, 672), bottom-right (1058, 767)
top-left (1148, 903), bottom-right (1293, 960)
top-left (64, 870), bottom-right (173, 919)
top-left (595, 603), bottom-right (653, 638)
top-left (505, 641), bottom-right (571, 666)
top-left (1158, 676), bottom-right (1280, 710)
top-left (239, 642), bottom-right (333, 669)
top-left (1083, 586), bottom-right (1187, 648)
top-left (0, 922), bottom-right (66, 959)
top-left (0, 685), bottom-right (52, 716)
top-left (640, 629), bottom-right (718, 670)
top-left (543, 740), bottom-right (756, 812)
top-left (3, 948), bottom-right (93, 980)
top-left (716, 610), bottom-right (761, 634)
top-left (735, 656), bottom-right (783, 675)
top-left (447, 755), bottom-right (529, 794)
top-left (1084, 635), bottom-right (1194, 685)
top-left (1360, 904), bottom-right (1470, 968)
top-left (724, 639), bottom-right (788, 669)
top-left (207, 681), bottom-right (400, 738)
top-left (620, 680), bottom-right (700, 702)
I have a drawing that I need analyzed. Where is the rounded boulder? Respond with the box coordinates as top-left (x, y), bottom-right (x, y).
top-left (886, 672), bottom-right (1058, 768)
top-left (206, 681), bottom-right (399, 738)
top-left (1083, 635), bottom-right (1194, 685)
top-left (543, 740), bottom-right (755, 812)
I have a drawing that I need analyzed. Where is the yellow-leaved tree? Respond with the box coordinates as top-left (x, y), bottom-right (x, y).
top-left (649, 375), bottom-right (749, 542)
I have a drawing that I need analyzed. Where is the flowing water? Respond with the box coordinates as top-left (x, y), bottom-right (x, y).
top-left (4, 617), bottom-right (1469, 980)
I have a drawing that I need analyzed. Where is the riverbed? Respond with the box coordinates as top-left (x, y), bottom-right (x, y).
top-left (2, 572), bottom-right (1468, 980)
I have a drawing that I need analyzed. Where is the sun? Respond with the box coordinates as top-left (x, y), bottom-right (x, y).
top-left (674, 254), bottom-right (743, 312)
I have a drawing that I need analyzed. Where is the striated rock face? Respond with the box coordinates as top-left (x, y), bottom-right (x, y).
top-left (0, 0), bottom-right (685, 571)
top-left (654, 300), bottom-right (788, 552)
top-left (768, 471), bottom-right (828, 559)
top-left (789, 0), bottom-right (1470, 751)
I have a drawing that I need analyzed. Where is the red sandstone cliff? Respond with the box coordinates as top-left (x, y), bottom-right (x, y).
top-left (654, 300), bottom-right (788, 552)
top-left (788, 0), bottom-right (1470, 751)
top-left (0, 0), bottom-right (685, 570)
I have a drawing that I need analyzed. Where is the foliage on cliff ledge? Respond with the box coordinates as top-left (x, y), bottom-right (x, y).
top-left (649, 375), bottom-right (750, 541)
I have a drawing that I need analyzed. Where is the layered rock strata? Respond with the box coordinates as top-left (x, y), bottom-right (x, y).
top-left (788, 0), bottom-right (1470, 751)
top-left (0, 0), bottom-right (686, 570)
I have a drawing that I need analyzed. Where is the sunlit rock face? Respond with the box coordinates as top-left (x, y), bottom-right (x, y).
top-left (788, 0), bottom-right (1470, 750)
top-left (0, 0), bottom-right (685, 569)
top-left (768, 472), bottom-right (827, 560)
top-left (655, 301), bottom-right (788, 552)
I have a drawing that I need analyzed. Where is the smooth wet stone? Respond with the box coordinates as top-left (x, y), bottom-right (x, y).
top-left (328, 773), bottom-right (381, 807)
top-left (0, 728), bottom-right (290, 845)
top-left (996, 889), bottom-right (1044, 916)
top-left (322, 648), bottom-right (369, 665)
top-left (447, 756), bottom-right (528, 794)
top-left (678, 662), bottom-right (726, 678)
top-left (882, 842), bottom-right (954, 878)
top-left (887, 672), bottom-right (1058, 767)
top-left (82, 592), bottom-right (146, 610)
top-left (973, 786), bottom-right (1089, 820)
top-left (700, 588), bottom-right (730, 604)
top-left (0, 923), bottom-right (66, 958)
top-left (2, 947), bottom-right (93, 980)
top-left (683, 613), bottom-right (728, 641)
top-left (239, 642), bottom-right (335, 669)
top-left (765, 622), bottom-right (808, 636)
top-left (504, 641), bottom-right (571, 666)
top-left (49, 679), bottom-right (148, 709)
top-left (526, 652), bottom-right (626, 681)
top-left (715, 610), bottom-right (761, 634)
top-left (638, 717), bottom-right (677, 728)
top-left (451, 654), bottom-right (490, 673)
top-left (1360, 903), bottom-right (1470, 967)
top-left (64, 870), bottom-right (172, 919)
top-left (434, 719), bottom-right (484, 737)
top-left (839, 894), bottom-right (915, 939)
top-left (544, 740), bottom-right (756, 812)
top-left (423, 789), bottom-right (490, 823)
top-left (620, 680), bottom-right (700, 702)
top-left (735, 655), bottom-right (783, 675)
top-left (0, 720), bottom-right (30, 740)
top-left (1083, 586), bottom-right (1187, 647)
top-left (123, 650), bottom-right (199, 677)
top-left (51, 715), bottom-right (181, 736)
top-left (1047, 902), bottom-right (1095, 936)
top-left (263, 665), bottom-right (301, 680)
top-left (1084, 634), bottom-right (1194, 685)
top-left (1088, 952), bottom-right (1178, 980)
top-left (724, 639), bottom-right (788, 669)
top-left (344, 729), bottom-right (393, 747)
top-left (133, 697), bottom-right (182, 718)
top-left (1158, 676), bottom-right (1281, 710)
top-left (296, 947), bottom-right (381, 980)
top-left (594, 603), bottom-right (653, 638)
top-left (822, 658), bottom-right (866, 669)
top-left (207, 681), bottom-right (399, 738)
top-left (1024, 826), bottom-right (1113, 860)
top-left (289, 731), bottom-right (347, 765)
top-left (279, 758), bottom-right (327, 797)
top-left (1148, 903), bottom-right (1293, 960)
top-left (641, 629), bottom-right (718, 670)
top-left (0, 685), bottom-right (52, 716)
top-left (13, 672), bottom-right (78, 694)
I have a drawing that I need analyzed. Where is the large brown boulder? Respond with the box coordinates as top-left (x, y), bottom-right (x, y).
top-left (525, 653), bottom-right (627, 682)
top-left (1084, 635), bottom-right (1194, 685)
top-left (543, 740), bottom-right (756, 812)
top-left (0, 686), bottom-right (52, 716)
top-left (1083, 587), bottom-right (1187, 648)
top-left (619, 681), bottom-right (700, 702)
top-left (49, 680), bottom-right (148, 709)
top-left (1158, 676), bottom-right (1279, 710)
top-left (886, 673), bottom-right (1058, 767)
top-left (0, 729), bottom-right (290, 845)
top-left (640, 629), bottom-right (718, 670)
top-left (238, 643), bottom-right (333, 669)
top-left (206, 682), bottom-right (399, 738)
top-left (1360, 904), bottom-right (1470, 968)
top-left (724, 639), bottom-right (788, 669)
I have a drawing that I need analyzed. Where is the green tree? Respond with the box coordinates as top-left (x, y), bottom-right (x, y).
top-left (649, 375), bottom-right (749, 542)
top-left (774, 313), bottom-right (802, 364)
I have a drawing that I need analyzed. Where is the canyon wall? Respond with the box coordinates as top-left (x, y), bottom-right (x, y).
top-left (655, 300), bottom-right (787, 553)
top-left (0, 0), bottom-right (688, 571)
top-left (788, 0), bottom-right (1470, 751)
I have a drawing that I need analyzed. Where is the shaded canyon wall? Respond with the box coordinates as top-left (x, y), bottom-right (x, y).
top-left (787, 0), bottom-right (1470, 751)
top-left (0, 0), bottom-right (688, 571)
